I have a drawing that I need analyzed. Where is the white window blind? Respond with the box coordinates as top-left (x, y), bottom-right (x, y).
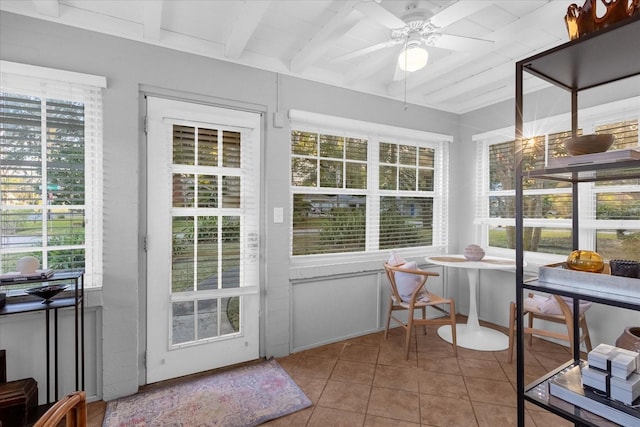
top-left (1, 61), bottom-right (105, 288)
top-left (289, 110), bottom-right (451, 258)
top-left (474, 97), bottom-right (640, 261)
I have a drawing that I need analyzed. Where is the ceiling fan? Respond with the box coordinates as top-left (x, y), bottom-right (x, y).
top-left (335, 1), bottom-right (493, 75)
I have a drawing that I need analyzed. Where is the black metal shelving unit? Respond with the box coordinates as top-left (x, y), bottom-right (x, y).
top-left (514, 16), bottom-right (640, 427)
top-left (0, 271), bottom-right (85, 404)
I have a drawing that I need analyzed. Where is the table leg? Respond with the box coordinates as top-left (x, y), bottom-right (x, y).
top-left (465, 269), bottom-right (481, 332)
top-left (437, 267), bottom-right (509, 351)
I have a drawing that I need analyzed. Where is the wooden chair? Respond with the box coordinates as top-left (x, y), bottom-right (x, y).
top-left (383, 262), bottom-right (457, 359)
top-left (33, 390), bottom-right (87, 427)
top-left (508, 294), bottom-right (592, 362)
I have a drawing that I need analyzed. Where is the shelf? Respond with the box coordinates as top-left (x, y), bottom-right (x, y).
top-left (0, 270), bottom-right (84, 287)
top-left (0, 296), bottom-right (83, 316)
top-left (518, 16), bottom-right (640, 92)
top-left (524, 360), bottom-right (636, 427)
top-left (523, 279), bottom-right (640, 311)
top-left (525, 160), bottom-right (640, 183)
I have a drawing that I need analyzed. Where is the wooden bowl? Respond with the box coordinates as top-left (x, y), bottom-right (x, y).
top-left (563, 134), bottom-right (614, 156)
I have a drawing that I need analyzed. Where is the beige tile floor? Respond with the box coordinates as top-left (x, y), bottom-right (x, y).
top-left (88, 316), bottom-right (579, 426)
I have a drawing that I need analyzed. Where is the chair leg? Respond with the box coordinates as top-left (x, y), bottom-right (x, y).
top-left (405, 315), bottom-right (414, 360)
top-left (449, 299), bottom-right (457, 357)
top-left (580, 315), bottom-right (593, 352)
top-left (421, 306), bottom-right (427, 335)
top-left (565, 315), bottom-right (576, 356)
top-left (508, 301), bottom-right (515, 363)
top-left (384, 298), bottom-right (393, 340)
top-left (527, 311), bottom-right (534, 347)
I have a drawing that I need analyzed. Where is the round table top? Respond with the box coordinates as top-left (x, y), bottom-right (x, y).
top-left (425, 255), bottom-right (519, 270)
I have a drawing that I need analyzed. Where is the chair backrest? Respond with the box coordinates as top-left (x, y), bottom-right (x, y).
top-left (384, 262), bottom-right (439, 303)
top-left (33, 390), bottom-right (87, 427)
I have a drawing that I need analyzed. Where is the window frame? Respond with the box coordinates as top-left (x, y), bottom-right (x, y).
top-left (0, 61), bottom-right (105, 289)
top-left (473, 97), bottom-right (640, 267)
top-left (289, 110), bottom-right (451, 264)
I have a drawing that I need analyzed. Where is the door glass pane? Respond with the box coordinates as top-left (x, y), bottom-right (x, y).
top-left (197, 216), bottom-right (218, 290)
top-left (172, 301), bottom-right (194, 344)
top-left (198, 128), bottom-right (218, 166)
top-left (197, 175), bottom-right (217, 208)
top-left (222, 176), bottom-right (240, 208)
top-left (197, 299), bottom-right (218, 339)
top-left (172, 216), bottom-right (194, 293)
top-left (222, 296), bottom-right (240, 334)
top-left (173, 125), bottom-right (195, 165)
top-left (222, 216), bottom-right (240, 288)
top-left (173, 174), bottom-right (195, 208)
top-left (222, 131), bottom-right (241, 168)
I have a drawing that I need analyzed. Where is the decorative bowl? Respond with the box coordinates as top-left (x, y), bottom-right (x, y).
top-left (463, 244), bottom-right (485, 261)
top-left (563, 134), bottom-right (614, 156)
top-left (26, 284), bottom-right (68, 304)
top-left (566, 250), bottom-right (604, 273)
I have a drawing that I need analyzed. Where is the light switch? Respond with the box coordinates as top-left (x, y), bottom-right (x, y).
top-left (273, 207), bottom-right (284, 223)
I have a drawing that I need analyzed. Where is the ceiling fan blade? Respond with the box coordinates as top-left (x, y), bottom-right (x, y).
top-left (332, 39), bottom-right (401, 62)
top-left (355, 1), bottom-right (406, 29)
top-left (428, 33), bottom-right (493, 52)
top-left (430, 1), bottom-right (492, 28)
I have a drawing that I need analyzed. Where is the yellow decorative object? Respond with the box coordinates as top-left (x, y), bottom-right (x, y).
top-left (565, 0), bottom-right (640, 41)
top-left (567, 250), bottom-right (605, 273)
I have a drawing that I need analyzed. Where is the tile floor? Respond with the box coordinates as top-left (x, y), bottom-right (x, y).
top-left (88, 317), bottom-right (578, 426)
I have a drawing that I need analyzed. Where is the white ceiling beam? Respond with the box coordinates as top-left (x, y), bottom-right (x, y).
top-left (425, 62), bottom-right (513, 104)
top-left (225, 1), bottom-right (272, 60)
top-left (143, 1), bottom-right (163, 41)
top-left (387, 1), bottom-right (568, 96)
top-left (32, 0), bottom-right (59, 18)
top-left (289, 1), bottom-right (360, 74)
top-left (344, 48), bottom-right (399, 85)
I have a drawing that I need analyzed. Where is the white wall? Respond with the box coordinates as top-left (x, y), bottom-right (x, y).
top-left (0, 11), bottom-right (461, 402)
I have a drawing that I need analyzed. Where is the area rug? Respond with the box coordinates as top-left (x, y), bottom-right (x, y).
top-left (102, 359), bottom-right (312, 426)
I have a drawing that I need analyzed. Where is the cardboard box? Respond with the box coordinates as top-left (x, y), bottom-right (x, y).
top-left (610, 373), bottom-right (640, 406)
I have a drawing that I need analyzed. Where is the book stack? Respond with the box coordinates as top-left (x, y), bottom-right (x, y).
top-left (0, 269), bottom-right (55, 283)
top-left (548, 345), bottom-right (640, 427)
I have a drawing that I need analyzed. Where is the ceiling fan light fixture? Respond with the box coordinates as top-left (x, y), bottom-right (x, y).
top-left (398, 43), bottom-right (428, 72)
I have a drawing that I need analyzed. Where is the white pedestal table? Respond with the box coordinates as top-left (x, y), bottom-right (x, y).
top-left (425, 255), bottom-right (519, 351)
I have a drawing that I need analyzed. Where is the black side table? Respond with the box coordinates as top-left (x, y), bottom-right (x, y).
top-left (0, 271), bottom-right (84, 404)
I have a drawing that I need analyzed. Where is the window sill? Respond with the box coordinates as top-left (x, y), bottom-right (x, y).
top-left (289, 247), bottom-right (447, 281)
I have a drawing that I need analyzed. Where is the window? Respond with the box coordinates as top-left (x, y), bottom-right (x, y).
top-left (475, 98), bottom-right (640, 262)
top-left (290, 110), bottom-right (450, 257)
top-left (0, 61), bottom-right (105, 288)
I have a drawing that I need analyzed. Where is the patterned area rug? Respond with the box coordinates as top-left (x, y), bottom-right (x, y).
top-left (103, 359), bottom-right (311, 426)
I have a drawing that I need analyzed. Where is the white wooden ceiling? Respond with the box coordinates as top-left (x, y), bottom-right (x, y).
top-left (1, 0), bottom-right (576, 113)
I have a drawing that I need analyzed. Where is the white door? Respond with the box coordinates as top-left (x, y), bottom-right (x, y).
top-left (145, 96), bottom-right (261, 383)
